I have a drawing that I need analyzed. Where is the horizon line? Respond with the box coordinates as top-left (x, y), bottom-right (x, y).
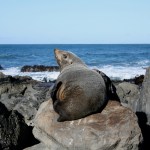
top-left (0, 43), bottom-right (150, 45)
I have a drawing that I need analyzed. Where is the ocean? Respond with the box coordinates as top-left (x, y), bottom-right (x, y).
top-left (0, 44), bottom-right (150, 81)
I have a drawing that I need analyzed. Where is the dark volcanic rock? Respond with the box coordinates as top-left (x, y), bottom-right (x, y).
top-left (0, 73), bottom-right (54, 124)
top-left (0, 73), bottom-right (55, 150)
top-left (0, 102), bottom-right (38, 150)
top-left (21, 65), bottom-right (59, 72)
top-left (123, 75), bottom-right (144, 87)
top-left (0, 65), bottom-right (4, 70)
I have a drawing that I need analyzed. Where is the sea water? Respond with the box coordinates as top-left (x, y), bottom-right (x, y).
top-left (0, 44), bottom-right (150, 81)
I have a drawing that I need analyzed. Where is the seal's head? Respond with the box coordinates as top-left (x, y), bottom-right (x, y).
top-left (54, 49), bottom-right (86, 71)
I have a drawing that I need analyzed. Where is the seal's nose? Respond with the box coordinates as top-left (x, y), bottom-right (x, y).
top-left (54, 48), bottom-right (61, 56)
top-left (54, 49), bottom-right (62, 61)
top-left (54, 48), bottom-right (59, 54)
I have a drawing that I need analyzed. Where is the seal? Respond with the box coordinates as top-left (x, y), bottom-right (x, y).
top-left (51, 49), bottom-right (107, 122)
top-left (93, 69), bottom-right (120, 101)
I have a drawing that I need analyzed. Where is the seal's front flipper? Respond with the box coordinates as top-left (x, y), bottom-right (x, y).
top-left (56, 109), bottom-right (69, 122)
top-left (57, 116), bottom-right (66, 122)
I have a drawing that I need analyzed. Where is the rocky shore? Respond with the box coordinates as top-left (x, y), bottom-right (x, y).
top-left (21, 65), bottom-right (59, 72)
top-left (0, 67), bottom-right (150, 150)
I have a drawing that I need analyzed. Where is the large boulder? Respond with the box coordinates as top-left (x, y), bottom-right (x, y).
top-left (21, 65), bottom-right (59, 72)
top-left (32, 99), bottom-right (142, 150)
top-left (116, 82), bottom-right (140, 111)
top-left (137, 67), bottom-right (150, 124)
top-left (115, 67), bottom-right (150, 149)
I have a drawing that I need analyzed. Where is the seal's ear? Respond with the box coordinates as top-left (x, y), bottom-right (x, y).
top-left (69, 59), bottom-right (73, 64)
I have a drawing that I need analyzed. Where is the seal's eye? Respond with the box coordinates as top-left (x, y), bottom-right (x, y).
top-left (63, 54), bottom-right (67, 59)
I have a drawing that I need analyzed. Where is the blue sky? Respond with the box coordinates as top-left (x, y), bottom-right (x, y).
top-left (0, 0), bottom-right (150, 44)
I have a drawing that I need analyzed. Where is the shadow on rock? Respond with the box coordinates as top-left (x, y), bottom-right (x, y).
top-left (136, 112), bottom-right (150, 150)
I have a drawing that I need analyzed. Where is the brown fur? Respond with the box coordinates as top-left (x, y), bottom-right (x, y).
top-left (51, 49), bottom-right (107, 122)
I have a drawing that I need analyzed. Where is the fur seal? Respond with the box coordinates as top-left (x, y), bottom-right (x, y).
top-left (93, 69), bottom-right (120, 101)
top-left (51, 49), bottom-right (107, 122)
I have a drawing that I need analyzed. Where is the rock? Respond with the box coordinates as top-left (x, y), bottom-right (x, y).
top-left (33, 99), bottom-right (142, 150)
top-left (0, 73), bottom-right (55, 149)
top-left (0, 74), bottom-right (54, 124)
top-left (0, 65), bottom-right (4, 70)
top-left (0, 72), bottom-right (5, 78)
top-left (116, 82), bottom-right (140, 111)
top-left (123, 75), bottom-right (144, 87)
top-left (24, 143), bottom-right (49, 150)
top-left (0, 102), bottom-right (36, 150)
top-left (137, 67), bottom-right (150, 125)
top-left (21, 65), bottom-right (59, 72)
top-left (132, 67), bottom-right (150, 149)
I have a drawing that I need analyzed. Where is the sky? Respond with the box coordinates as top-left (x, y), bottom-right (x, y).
top-left (0, 0), bottom-right (150, 44)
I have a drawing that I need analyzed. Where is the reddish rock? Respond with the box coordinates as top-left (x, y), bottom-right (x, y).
top-left (32, 99), bottom-right (142, 150)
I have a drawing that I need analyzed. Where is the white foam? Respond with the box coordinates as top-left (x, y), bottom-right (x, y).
top-left (0, 65), bottom-right (147, 81)
top-left (91, 65), bottom-right (146, 80)
top-left (137, 60), bottom-right (150, 65)
top-left (1, 67), bottom-right (60, 81)
top-left (1, 67), bottom-right (20, 76)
